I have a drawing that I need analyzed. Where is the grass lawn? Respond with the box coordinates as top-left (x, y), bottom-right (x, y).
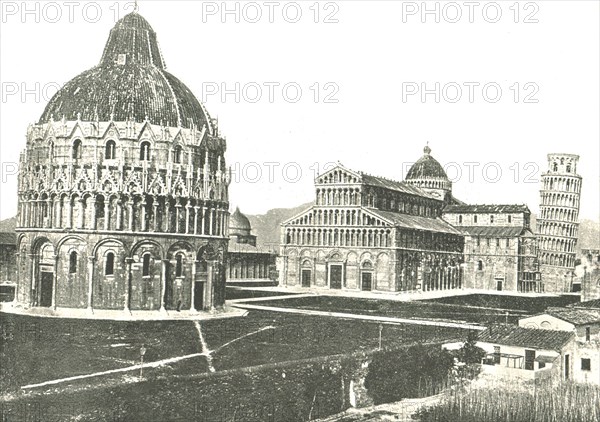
top-left (225, 287), bottom-right (299, 300)
top-left (0, 310), bottom-right (468, 395)
top-left (423, 293), bottom-right (581, 313)
top-left (252, 295), bottom-right (532, 325)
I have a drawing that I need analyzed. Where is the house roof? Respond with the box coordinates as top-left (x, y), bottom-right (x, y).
top-left (569, 299), bottom-right (600, 310)
top-left (478, 324), bottom-right (574, 351)
top-left (443, 204), bottom-right (530, 214)
top-left (0, 232), bottom-right (16, 245)
top-left (457, 226), bottom-right (532, 238)
top-left (543, 307), bottom-right (600, 325)
top-left (368, 209), bottom-right (463, 235)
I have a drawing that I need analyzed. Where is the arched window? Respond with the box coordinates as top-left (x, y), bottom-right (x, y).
top-left (140, 141), bottom-right (151, 161)
top-left (477, 260), bottom-right (484, 271)
top-left (72, 139), bottom-right (82, 159)
top-left (566, 164), bottom-right (571, 173)
top-left (474, 215), bottom-right (478, 223)
top-left (458, 215), bottom-right (463, 224)
top-left (490, 215), bottom-right (494, 224)
top-left (69, 251), bottom-right (78, 274)
top-left (553, 162), bottom-right (558, 172)
top-left (105, 140), bottom-right (116, 159)
top-left (173, 145), bottom-right (183, 164)
top-left (142, 253), bottom-right (151, 276)
top-left (105, 252), bottom-right (115, 275)
top-left (508, 215), bottom-right (512, 223)
top-left (176, 253), bottom-right (183, 277)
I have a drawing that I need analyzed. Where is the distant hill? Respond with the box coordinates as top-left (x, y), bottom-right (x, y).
top-left (247, 202), bottom-right (313, 252)
top-left (0, 217), bottom-right (16, 232)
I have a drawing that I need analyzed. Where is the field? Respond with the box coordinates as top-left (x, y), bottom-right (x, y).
top-left (0, 308), bottom-right (469, 421)
top-left (423, 293), bottom-right (581, 313)
top-left (253, 294), bottom-right (552, 325)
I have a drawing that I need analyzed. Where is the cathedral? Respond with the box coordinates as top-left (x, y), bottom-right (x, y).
top-left (14, 12), bottom-right (230, 313)
top-left (280, 147), bottom-right (465, 292)
top-left (280, 146), bottom-right (543, 293)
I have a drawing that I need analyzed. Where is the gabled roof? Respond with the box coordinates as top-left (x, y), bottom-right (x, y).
top-left (368, 209), bottom-right (462, 235)
top-left (543, 307), bottom-right (600, 325)
top-left (457, 226), bottom-right (532, 238)
top-left (360, 173), bottom-right (439, 200)
top-left (478, 324), bottom-right (574, 351)
top-left (443, 204), bottom-right (530, 214)
top-left (0, 232), bottom-right (16, 245)
top-left (569, 299), bottom-right (600, 310)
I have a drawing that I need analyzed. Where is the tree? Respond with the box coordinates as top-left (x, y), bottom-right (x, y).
top-left (364, 344), bottom-right (455, 405)
top-left (459, 330), bottom-right (486, 365)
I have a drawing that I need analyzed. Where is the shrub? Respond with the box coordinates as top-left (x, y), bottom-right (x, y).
top-left (364, 343), bottom-right (454, 405)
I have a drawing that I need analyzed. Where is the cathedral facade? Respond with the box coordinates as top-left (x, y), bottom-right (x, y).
top-left (15, 13), bottom-right (230, 313)
top-left (280, 148), bottom-right (465, 292)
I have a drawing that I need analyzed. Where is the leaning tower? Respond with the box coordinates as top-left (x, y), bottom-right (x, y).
top-left (537, 154), bottom-right (582, 293)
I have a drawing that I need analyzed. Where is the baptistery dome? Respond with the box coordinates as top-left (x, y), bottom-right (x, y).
top-left (40, 13), bottom-right (210, 130)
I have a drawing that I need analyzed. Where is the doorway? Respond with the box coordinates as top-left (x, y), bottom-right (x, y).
top-left (301, 269), bottom-right (312, 287)
top-left (39, 271), bottom-right (53, 307)
top-left (496, 278), bottom-right (503, 291)
top-left (361, 272), bottom-right (373, 291)
top-left (194, 282), bottom-right (204, 310)
top-left (525, 349), bottom-right (535, 370)
top-left (329, 265), bottom-right (343, 289)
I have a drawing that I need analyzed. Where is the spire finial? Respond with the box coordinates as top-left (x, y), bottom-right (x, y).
top-left (133, 0), bottom-right (139, 13)
top-left (424, 142), bottom-right (431, 155)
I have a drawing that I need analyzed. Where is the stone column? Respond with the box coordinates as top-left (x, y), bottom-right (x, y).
top-left (206, 260), bottom-right (215, 310)
top-left (141, 200), bottom-right (147, 232)
top-left (77, 198), bottom-right (85, 229)
top-left (124, 258), bottom-right (133, 312)
top-left (29, 253), bottom-right (37, 307)
top-left (185, 204), bottom-right (191, 234)
top-left (90, 198), bottom-right (97, 230)
top-left (175, 203), bottom-right (181, 233)
top-left (164, 202), bottom-right (170, 232)
top-left (87, 256), bottom-right (95, 311)
top-left (153, 200), bottom-right (159, 232)
top-left (104, 201), bottom-right (110, 231)
top-left (116, 199), bottom-right (122, 230)
top-left (46, 199), bottom-right (53, 228)
top-left (55, 197), bottom-right (63, 229)
top-left (52, 254), bottom-right (58, 309)
top-left (191, 260), bottom-right (197, 311)
top-left (127, 199), bottom-right (134, 231)
top-left (160, 259), bottom-right (168, 312)
top-left (193, 206), bottom-right (200, 235)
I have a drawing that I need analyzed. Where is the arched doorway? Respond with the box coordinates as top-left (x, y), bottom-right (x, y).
top-left (35, 242), bottom-right (55, 307)
top-left (194, 257), bottom-right (208, 310)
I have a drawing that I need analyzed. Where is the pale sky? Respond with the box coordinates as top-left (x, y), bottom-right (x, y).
top-left (1, 0), bottom-right (598, 221)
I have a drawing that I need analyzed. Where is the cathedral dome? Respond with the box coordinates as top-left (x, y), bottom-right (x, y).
top-left (39, 12), bottom-right (210, 130)
top-left (405, 145), bottom-right (449, 181)
top-left (229, 207), bottom-right (252, 235)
